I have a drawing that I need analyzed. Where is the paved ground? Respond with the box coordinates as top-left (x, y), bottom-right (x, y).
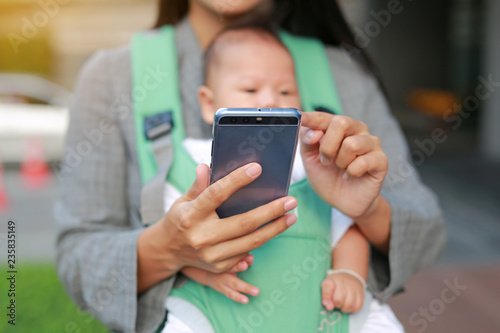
top-left (388, 113), bottom-right (500, 333)
top-left (1, 130), bottom-right (499, 332)
top-left (387, 153), bottom-right (500, 333)
top-left (389, 264), bottom-right (500, 333)
top-left (0, 168), bottom-right (59, 263)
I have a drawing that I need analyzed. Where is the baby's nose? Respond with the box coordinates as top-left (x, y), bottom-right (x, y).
top-left (259, 91), bottom-right (279, 108)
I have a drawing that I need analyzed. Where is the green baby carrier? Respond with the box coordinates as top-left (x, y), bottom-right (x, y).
top-left (131, 25), bottom-right (371, 333)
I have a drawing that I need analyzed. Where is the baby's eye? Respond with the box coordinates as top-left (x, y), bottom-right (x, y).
top-left (245, 89), bottom-right (257, 93)
top-left (281, 90), bottom-right (290, 96)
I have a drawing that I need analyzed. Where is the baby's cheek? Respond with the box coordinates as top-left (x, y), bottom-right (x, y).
top-left (288, 96), bottom-right (302, 110)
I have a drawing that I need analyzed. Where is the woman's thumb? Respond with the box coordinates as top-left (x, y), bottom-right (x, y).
top-left (300, 127), bottom-right (323, 158)
top-left (184, 163), bottom-right (210, 201)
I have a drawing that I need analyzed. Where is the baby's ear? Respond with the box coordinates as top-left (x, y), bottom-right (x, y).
top-left (198, 86), bottom-right (216, 124)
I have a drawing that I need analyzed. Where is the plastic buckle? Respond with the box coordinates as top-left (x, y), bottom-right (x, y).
top-left (144, 112), bottom-right (173, 141)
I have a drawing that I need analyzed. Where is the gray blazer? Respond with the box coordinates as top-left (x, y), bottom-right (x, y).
top-left (55, 18), bottom-right (445, 333)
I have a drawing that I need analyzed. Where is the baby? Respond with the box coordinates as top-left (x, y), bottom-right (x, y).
top-left (163, 26), bottom-right (369, 332)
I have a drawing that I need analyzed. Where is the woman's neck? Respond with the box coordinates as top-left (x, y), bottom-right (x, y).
top-left (188, 2), bottom-right (227, 50)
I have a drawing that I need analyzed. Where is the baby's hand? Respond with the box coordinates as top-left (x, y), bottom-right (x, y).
top-left (181, 254), bottom-right (259, 304)
top-left (227, 253), bottom-right (254, 273)
top-left (205, 271), bottom-right (260, 304)
top-left (321, 271), bottom-right (365, 313)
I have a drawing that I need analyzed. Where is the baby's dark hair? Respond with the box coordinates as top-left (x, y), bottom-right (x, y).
top-left (203, 22), bottom-right (289, 85)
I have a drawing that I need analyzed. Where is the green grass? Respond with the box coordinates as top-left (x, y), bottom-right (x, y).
top-left (0, 263), bottom-right (107, 333)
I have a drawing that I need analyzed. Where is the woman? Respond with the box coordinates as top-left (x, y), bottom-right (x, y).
top-left (55, 1), bottom-right (445, 332)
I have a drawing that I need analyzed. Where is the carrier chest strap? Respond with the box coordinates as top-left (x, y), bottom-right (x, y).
top-left (132, 26), bottom-right (185, 225)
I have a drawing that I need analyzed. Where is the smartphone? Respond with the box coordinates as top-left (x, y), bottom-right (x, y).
top-left (210, 108), bottom-right (301, 218)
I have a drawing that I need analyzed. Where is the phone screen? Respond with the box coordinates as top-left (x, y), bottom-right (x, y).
top-left (210, 108), bottom-right (301, 218)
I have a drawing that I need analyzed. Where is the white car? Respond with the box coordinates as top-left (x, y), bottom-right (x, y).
top-left (0, 74), bottom-right (70, 163)
top-left (0, 103), bottom-right (68, 163)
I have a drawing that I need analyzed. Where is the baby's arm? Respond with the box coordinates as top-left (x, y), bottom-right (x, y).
top-left (180, 255), bottom-right (259, 304)
top-left (322, 225), bottom-right (369, 313)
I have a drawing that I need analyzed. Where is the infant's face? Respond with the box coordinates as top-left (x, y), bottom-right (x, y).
top-left (208, 39), bottom-right (301, 114)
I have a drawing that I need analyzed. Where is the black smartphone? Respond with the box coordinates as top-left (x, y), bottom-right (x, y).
top-left (210, 108), bottom-right (301, 218)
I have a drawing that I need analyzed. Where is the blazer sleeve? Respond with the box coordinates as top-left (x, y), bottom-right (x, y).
top-left (364, 77), bottom-right (446, 302)
top-left (55, 50), bottom-right (175, 333)
top-left (326, 48), bottom-right (446, 302)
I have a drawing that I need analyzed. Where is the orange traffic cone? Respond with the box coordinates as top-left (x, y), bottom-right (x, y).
top-left (20, 138), bottom-right (50, 189)
top-left (0, 162), bottom-right (9, 212)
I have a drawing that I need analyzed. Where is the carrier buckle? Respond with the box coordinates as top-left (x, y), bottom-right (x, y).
top-left (144, 112), bottom-right (173, 141)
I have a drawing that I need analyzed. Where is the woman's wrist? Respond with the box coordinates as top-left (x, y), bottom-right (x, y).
top-left (354, 194), bottom-right (391, 254)
top-left (137, 219), bottom-right (180, 293)
top-left (357, 194), bottom-right (382, 222)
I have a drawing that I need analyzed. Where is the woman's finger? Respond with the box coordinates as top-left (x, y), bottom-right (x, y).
top-left (301, 111), bottom-right (336, 131)
top-left (335, 135), bottom-right (380, 170)
top-left (205, 196), bottom-right (297, 246)
top-left (301, 127), bottom-right (324, 145)
top-left (183, 163), bottom-right (211, 201)
top-left (193, 162), bottom-right (262, 215)
top-left (345, 151), bottom-right (388, 179)
top-left (299, 127), bottom-right (324, 161)
top-left (201, 253), bottom-right (250, 273)
top-left (318, 116), bottom-right (370, 165)
top-left (300, 112), bottom-right (337, 161)
top-left (301, 112), bottom-right (369, 134)
top-left (200, 213), bottom-right (297, 263)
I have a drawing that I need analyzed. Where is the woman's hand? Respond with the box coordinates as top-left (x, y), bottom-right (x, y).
top-left (138, 162), bottom-right (297, 293)
top-left (299, 112), bottom-right (388, 219)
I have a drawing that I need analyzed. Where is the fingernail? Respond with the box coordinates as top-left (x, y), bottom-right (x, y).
top-left (284, 198), bottom-right (297, 211)
top-left (305, 129), bottom-right (315, 142)
top-left (251, 287), bottom-right (259, 296)
top-left (246, 164), bottom-right (261, 178)
top-left (320, 154), bottom-right (332, 166)
top-left (241, 297), bottom-right (249, 304)
top-left (286, 214), bottom-right (297, 227)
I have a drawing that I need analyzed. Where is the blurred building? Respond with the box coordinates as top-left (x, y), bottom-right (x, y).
top-left (0, 0), bottom-right (156, 89)
top-left (1, 0), bottom-right (499, 161)
top-left (0, 0), bottom-right (156, 162)
top-left (341, 0), bottom-right (500, 162)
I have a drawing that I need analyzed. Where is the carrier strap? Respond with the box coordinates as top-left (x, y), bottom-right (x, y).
top-left (131, 26), bottom-right (186, 186)
top-left (280, 31), bottom-right (344, 115)
top-left (132, 26), bottom-right (193, 224)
